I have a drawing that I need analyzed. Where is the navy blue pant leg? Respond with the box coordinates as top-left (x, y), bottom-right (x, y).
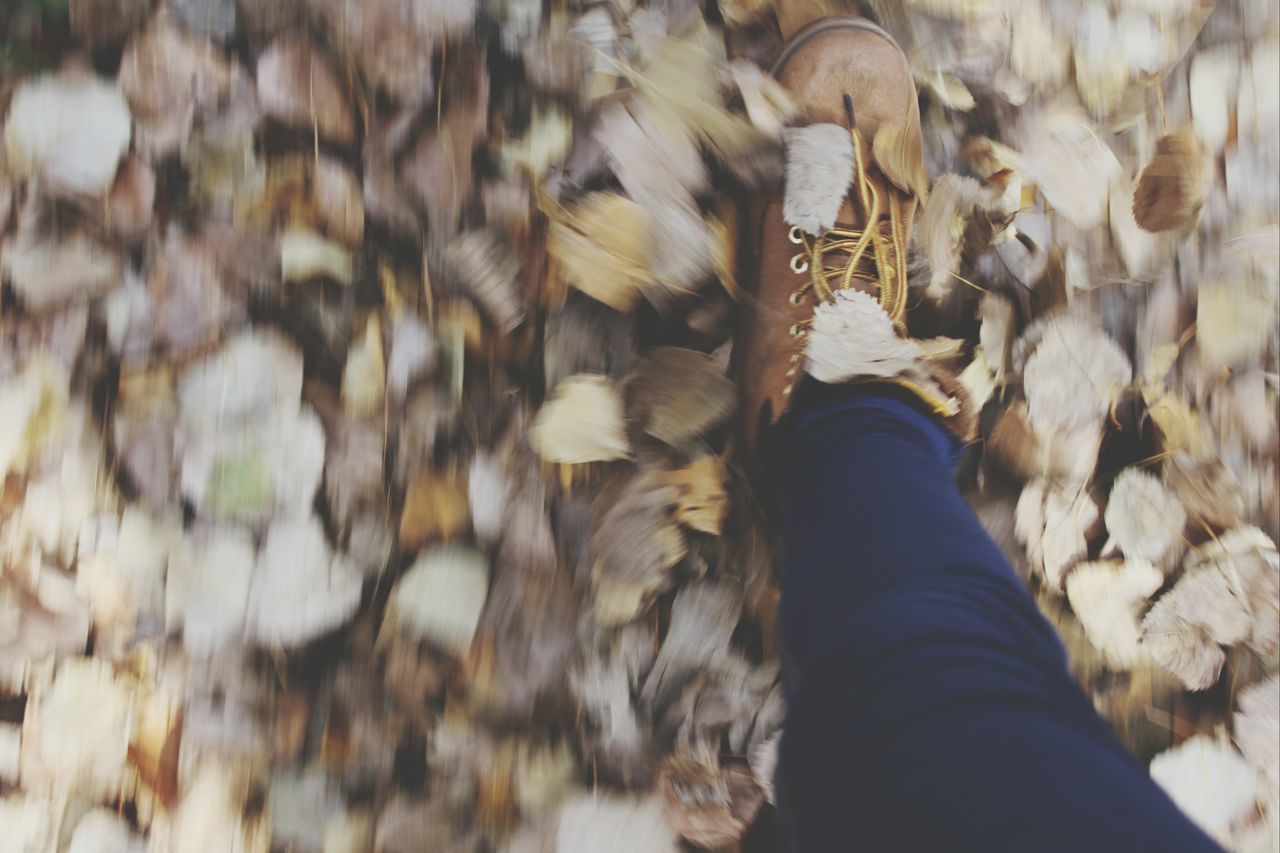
top-left (774, 389), bottom-right (1220, 852)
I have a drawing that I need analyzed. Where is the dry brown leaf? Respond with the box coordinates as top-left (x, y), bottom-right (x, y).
top-left (716, 0), bottom-right (773, 27)
top-left (547, 193), bottom-right (654, 313)
top-left (640, 581), bottom-right (739, 710)
top-left (529, 374), bottom-right (630, 465)
top-left (591, 472), bottom-right (685, 625)
top-left (659, 753), bottom-right (764, 848)
top-left (660, 456), bottom-right (729, 535)
top-left (150, 228), bottom-right (247, 355)
top-left (118, 15), bottom-right (242, 157)
top-left (306, 0), bottom-right (457, 101)
top-left (626, 348), bottom-right (736, 451)
top-left (399, 468), bottom-right (470, 551)
top-left (872, 121), bottom-right (929, 201)
top-left (99, 154), bottom-right (156, 242)
top-left (444, 230), bottom-right (526, 333)
top-left (1133, 130), bottom-right (1211, 233)
top-left (256, 35), bottom-right (355, 146)
top-left (401, 119), bottom-right (478, 245)
top-left (260, 154), bottom-right (365, 247)
top-left (70, 0), bottom-right (151, 46)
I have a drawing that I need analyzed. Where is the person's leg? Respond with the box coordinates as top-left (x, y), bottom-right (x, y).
top-left (773, 382), bottom-right (1220, 852)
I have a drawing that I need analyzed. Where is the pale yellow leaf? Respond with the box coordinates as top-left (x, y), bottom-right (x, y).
top-left (660, 456), bottom-right (729, 536)
top-left (341, 316), bottom-right (385, 420)
top-left (872, 121), bottom-right (929, 201)
top-left (529, 374), bottom-right (630, 465)
top-left (547, 194), bottom-right (652, 313)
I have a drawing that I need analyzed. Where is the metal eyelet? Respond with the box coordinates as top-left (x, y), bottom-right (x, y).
top-left (782, 383), bottom-right (794, 396)
top-left (785, 365), bottom-right (798, 377)
top-left (789, 323), bottom-right (807, 338)
top-left (789, 253), bottom-right (809, 274)
top-left (790, 353), bottom-right (801, 364)
top-left (788, 226), bottom-right (804, 244)
top-left (788, 290), bottom-right (805, 306)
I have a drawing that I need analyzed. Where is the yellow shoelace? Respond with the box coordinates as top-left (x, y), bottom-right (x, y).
top-left (787, 127), bottom-right (911, 326)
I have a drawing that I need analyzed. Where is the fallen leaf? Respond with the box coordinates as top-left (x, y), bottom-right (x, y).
top-left (1011, 109), bottom-right (1121, 230)
top-left (1022, 316), bottom-right (1132, 438)
top-left (1196, 279), bottom-right (1276, 371)
top-left (1141, 527), bottom-right (1277, 690)
top-left (1189, 45), bottom-right (1238, 154)
top-left (530, 374), bottom-right (630, 465)
top-left (547, 193), bottom-right (654, 312)
top-left (730, 60), bottom-right (801, 135)
top-left (444, 230), bottom-right (526, 333)
top-left (21, 658), bottom-right (134, 802)
top-left (1064, 559), bottom-right (1163, 669)
top-left (1150, 735), bottom-right (1258, 845)
top-left (554, 793), bottom-right (679, 853)
top-left (659, 753), bottom-right (763, 847)
top-left (626, 348), bottom-right (736, 451)
top-left (917, 69), bottom-right (976, 112)
top-left (280, 226), bottom-right (354, 285)
top-left (1015, 478), bottom-right (1099, 589)
top-left (166, 526), bottom-right (256, 654)
top-left (256, 35), bottom-right (356, 146)
top-left (660, 456), bottom-right (729, 535)
top-left (1232, 674), bottom-right (1279, 788)
top-left (342, 316), bottom-right (386, 419)
top-left (70, 0), bottom-right (151, 46)
top-left (872, 120), bottom-right (929, 201)
top-left (170, 0), bottom-right (237, 41)
top-left (249, 516), bottom-right (363, 647)
top-left (5, 72), bottom-right (132, 197)
top-left (1, 231), bottom-right (123, 312)
top-left (399, 468), bottom-right (470, 550)
top-left (1133, 130), bottom-right (1211, 233)
top-left (260, 153), bottom-right (365, 246)
top-left (118, 15), bottom-right (242, 157)
top-left (1103, 467), bottom-right (1187, 565)
top-left (386, 545), bottom-right (490, 655)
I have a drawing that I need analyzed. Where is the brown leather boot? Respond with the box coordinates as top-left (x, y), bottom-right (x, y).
top-left (734, 17), bottom-right (974, 461)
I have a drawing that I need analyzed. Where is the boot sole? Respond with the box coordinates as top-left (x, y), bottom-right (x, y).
top-left (770, 16), bottom-right (908, 78)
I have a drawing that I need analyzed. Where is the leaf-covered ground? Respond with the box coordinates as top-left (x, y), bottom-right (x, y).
top-left (0, 0), bottom-right (1276, 850)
